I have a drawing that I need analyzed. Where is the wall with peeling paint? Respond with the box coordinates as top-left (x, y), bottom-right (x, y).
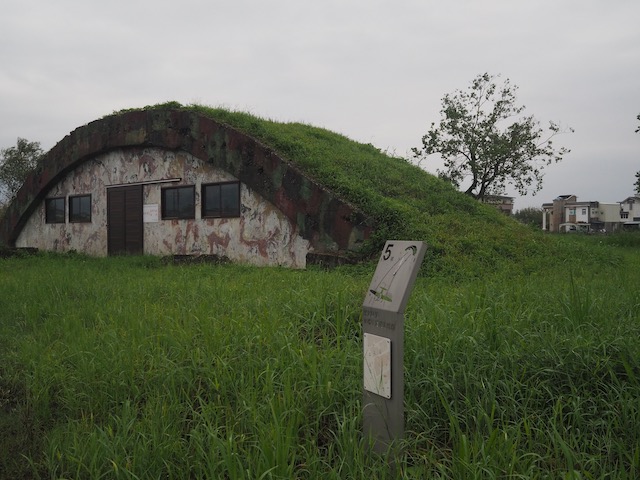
top-left (16, 147), bottom-right (310, 267)
top-left (1, 108), bottom-right (375, 262)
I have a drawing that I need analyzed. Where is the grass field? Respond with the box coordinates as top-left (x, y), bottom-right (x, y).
top-left (1, 235), bottom-right (639, 478)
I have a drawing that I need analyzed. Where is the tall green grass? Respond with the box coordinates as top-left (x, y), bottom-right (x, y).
top-left (1, 246), bottom-right (639, 478)
top-left (404, 270), bottom-right (640, 478)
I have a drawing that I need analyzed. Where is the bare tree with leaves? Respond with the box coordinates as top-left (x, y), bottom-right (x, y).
top-left (413, 73), bottom-right (572, 201)
top-left (0, 138), bottom-right (44, 201)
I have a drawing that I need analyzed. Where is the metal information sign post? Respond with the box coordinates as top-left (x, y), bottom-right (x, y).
top-left (362, 240), bottom-right (427, 455)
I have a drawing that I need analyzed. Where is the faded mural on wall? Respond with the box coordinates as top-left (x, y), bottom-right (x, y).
top-left (16, 148), bottom-right (310, 267)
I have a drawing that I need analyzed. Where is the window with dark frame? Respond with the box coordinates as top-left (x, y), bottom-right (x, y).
top-left (45, 197), bottom-right (65, 223)
top-left (161, 185), bottom-right (195, 219)
top-left (202, 181), bottom-right (240, 218)
top-left (69, 194), bottom-right (92, 223)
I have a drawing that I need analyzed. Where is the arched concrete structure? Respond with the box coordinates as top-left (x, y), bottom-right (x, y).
top-left (0, 108), bottom-right (374, 266)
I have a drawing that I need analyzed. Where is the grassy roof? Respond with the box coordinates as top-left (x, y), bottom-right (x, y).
top-left (122, 103), bottom-right (609, 280)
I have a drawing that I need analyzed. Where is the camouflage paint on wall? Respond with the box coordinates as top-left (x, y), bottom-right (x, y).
top-left (16, 147), bottom-right (310, 267)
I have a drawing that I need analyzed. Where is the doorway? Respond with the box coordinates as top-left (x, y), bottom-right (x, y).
top-left (107, 185), bottom-right (143, 255)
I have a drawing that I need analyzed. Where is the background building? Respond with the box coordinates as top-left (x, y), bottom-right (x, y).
top-left (542, 194), bottom-right (636, 233)
top-left (482, 195), bottom-right (514, 215)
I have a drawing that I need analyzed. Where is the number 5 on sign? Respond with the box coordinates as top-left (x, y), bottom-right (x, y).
top-left (363, 241), bottom-right (427, 314)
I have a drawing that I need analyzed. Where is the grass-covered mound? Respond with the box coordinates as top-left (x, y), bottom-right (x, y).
top-left (122, 102), bottom-right (592, 279)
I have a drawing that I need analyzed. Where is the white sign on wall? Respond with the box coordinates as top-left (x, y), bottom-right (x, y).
top-left (363, 333), bottom-right (392, 399)
top-left (143, 204), bottom-right (159, 223)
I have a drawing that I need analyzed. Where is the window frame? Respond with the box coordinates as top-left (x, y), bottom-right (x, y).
top-left (161, 185), bottom-right (196, 220)
top-left (69, 194), bottom-right (92, 223)
top-left (45, 197), bottom-right (66, 224)
top-left (201, 181), bottom-right (241, 219)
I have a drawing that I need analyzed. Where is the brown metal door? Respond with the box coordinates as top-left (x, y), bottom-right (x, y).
top-left (107, 185), bottom-right (143, 255)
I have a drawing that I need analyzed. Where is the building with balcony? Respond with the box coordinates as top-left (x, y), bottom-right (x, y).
top-left (542, 195), bottom-right (622, 233)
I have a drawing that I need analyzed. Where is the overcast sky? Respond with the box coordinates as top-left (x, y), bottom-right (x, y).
top-left (1, 0), bottom-right (638, 209)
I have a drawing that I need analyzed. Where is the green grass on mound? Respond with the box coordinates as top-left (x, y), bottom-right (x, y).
top-left (115, 102), bottom-right (584, 280)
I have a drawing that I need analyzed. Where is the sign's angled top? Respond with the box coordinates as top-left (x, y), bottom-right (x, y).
top-left (363, 241), bottom-right (427, 313)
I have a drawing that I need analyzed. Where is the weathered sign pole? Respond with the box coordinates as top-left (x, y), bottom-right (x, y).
top-left (362, 240), bottom-right (427, 455)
